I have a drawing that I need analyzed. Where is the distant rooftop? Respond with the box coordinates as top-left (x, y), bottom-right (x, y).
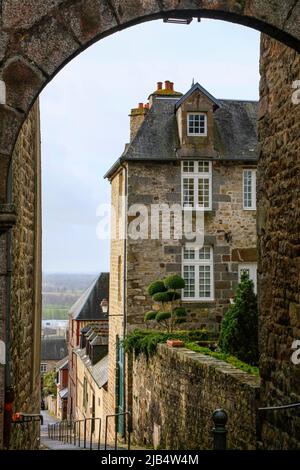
top-left (104, 80), bottom-right (258, 179)
top-left (76, 348), bottom-right (108, 389)
top-left (69, 273), bottom-right (109, 321)
top-left (41, 337), bottom-right (68, 361)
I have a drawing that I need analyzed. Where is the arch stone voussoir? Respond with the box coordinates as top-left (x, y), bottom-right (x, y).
top-left (0, 106), bottom-right (24, 156)
top-left (2, 56), bottom-right (46, 112)
top-left (59, 0), bottom-right (119, 46)
top-left (0, 0), bottom-right (298, 189)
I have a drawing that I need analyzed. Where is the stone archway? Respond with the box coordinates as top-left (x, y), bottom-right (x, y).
top-left (0, 0), bottom-right (299, 197)
top-left (0, 0), bottom-right (299, 450)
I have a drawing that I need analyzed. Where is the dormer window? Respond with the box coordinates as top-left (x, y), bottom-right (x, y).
top-left (187, 113), bottom-right (207, 136)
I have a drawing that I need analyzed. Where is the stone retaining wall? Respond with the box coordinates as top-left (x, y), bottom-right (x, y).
top-left (132, 344), bottom-right (260, 450)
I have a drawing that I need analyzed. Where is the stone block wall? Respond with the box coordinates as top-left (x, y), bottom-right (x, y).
top-left (258, 36), bottom-right (300, 449)
top-left (132, 344), bottom-right (260, 450)
top-left (107, 168), bottom-right (126, 439)
top-left (9, 100), bottom-right (42, 449)
top-left (126, 159), bottom-right (257, 333)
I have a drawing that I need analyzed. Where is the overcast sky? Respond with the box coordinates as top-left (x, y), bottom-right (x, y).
top-left (41, 18), bottom-right (260, 275)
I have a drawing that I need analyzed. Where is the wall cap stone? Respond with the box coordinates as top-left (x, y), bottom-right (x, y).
top-left (157, 343), bottom-right (260, 389)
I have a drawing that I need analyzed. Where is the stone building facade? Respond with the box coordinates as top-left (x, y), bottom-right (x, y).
top-left (0, 1), bottom-right (299, 450)
top-left (258, 35), bottom-right (300, 450)
top-left (67, 273), bottom-right (109, 422)
top-left (105, 81), bottom-right (258, 438)
top-left (0, 100), bottom-right (42, 449)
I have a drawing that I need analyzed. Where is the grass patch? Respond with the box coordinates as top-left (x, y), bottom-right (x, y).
top-left (124, 330), bottom-right (259, 376)
top-left (42, 306), bottom-right (69, 320)
top-left (184, 342), bottom-right (259, 376)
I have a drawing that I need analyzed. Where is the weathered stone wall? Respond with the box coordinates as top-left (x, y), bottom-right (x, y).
top-left (258, 36), bottom-right (300, 450)
top-left (132, 344), bottom-right (260, 450)
top-left (0, 234), bottom-right (7, 448)
top-left (126, 159), bottom-right (257, 333)
top-left (107, 169), bottom-right (126, 439)
top-left (8, 100), bottom-right (42, 450)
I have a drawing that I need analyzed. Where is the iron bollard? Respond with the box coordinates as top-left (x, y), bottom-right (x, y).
top-left (212, 409), bottom-right (228, 450)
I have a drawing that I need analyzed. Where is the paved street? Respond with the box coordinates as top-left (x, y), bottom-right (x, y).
top-left (40, 411), bottom-right (84, 450)
top-left (40, 411), bottom-right (120, 451)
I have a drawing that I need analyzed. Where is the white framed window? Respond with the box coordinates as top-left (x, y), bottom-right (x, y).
top-left (40, 363), bottom-right (47, 373)
top-left (243, 169), bottom-right (256, 210)
top-left (238, 263), bottom-right (257, 294)
top-left (182, 161), bottom-right (212, 210)
top-left (182, 246), bottom-right (214, 301)
top-left (187, 113), bottom-right (207, 136)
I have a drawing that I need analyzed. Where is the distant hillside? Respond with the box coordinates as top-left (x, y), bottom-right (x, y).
top-left (42, 273), bottom-right (97, 320)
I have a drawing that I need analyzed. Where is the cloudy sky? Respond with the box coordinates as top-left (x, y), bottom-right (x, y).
top-left (41, 18), bottom-right (260, 275)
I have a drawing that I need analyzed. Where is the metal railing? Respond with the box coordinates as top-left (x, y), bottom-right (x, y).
top-left (48, 411), bottom-right (131, 450)
top-left (258, 402), bottom-right (300, 412)
top-left (48, 418), bottom-right (102, 450)
top-left (104, 411), bottom-right (132, 451)
top-left (9, 413), bottom-right (43, 450)
top-left (212, 403), bottom-right (300, 450)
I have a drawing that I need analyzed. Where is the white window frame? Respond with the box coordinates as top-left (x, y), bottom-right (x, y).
top-left (243, 169), bottom-right (256, 210)
top-left (41, 363), bottom-right (47, 373)
top-left (187, 112), bottom-right (207, 136)
top-left (181, 161), bottom-right (212, 211)
top-left (238, 263), bottom-right (257, 294)
top-left (182, 245), bottom-right (214, 301)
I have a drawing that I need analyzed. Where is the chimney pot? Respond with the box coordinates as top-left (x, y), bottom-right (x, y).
top-left (138, 102), bottom-right (144, 109)
top-left (157, 82), bottom-right (162, 91)
top-left (170, 82), bottom-right (174, 92)
top-left (165, 80), bottom-right (170, 90)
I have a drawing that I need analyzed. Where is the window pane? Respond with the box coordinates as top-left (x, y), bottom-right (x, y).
top-left (198, 161), bottom-right (210, 173)
top-left (198, 177), bottom-right (210, 208)
top-left (183, 265), bottom-right (195, 298)
top-left (183, 161), bottom-right (194, 173)
top-left (184, 248), bottom-right (195, 260)
top-left (183, 178), bottom-right (194, 207)
top-left (199, 247), bottom-right (211, 260)
top-left (244, 170), bottom-right (252, 208)
top-left (188, 114), bottom-right (206, 135)
top-left (199, 265), bottom-right (211, 298)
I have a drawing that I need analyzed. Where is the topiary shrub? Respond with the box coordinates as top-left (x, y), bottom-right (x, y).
top-left (147, 281), bottom-right (167, 296)
top-left (164, 274), bottom-right (185, 290)
top-left (219, 271), bottom-right (258, 365)
top-left (145, 274), bottom-right (188, 332)
top-left (144, 311), bottom-right (157, 321)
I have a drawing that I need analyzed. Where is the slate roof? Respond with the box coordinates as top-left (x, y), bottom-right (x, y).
top-left (69, 273), bottom-right (109, 321)
top-left (175, 82), bottom-right (222, 110)
top-left (104, 84), bottom-right (258, 179)
top-left (41, 337), bottom-right (68, 361)
top-left (76, 348), bottom-right (108, 389)
top-left (56, 356), bottom-right (69, 370)
top-left (214, 99), bottom-right (258, 160)
top-left (59, 388), bottom-right (68, 399)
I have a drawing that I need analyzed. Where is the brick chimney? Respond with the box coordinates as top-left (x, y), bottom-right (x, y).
top-left (129, 102), bottom-right (149, 141)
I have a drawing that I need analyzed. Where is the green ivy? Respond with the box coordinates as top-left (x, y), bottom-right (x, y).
top-left (123, 330), bottom-right (259, 376)
top-left (123, 329), bottom-right (209, 358)
top-left (42, 370), bottom-right (57, 397)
